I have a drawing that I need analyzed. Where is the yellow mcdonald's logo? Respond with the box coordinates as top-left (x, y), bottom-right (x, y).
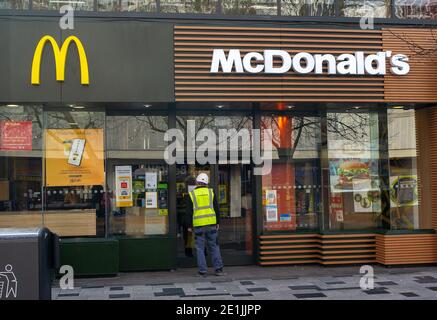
top-left (31, 35), bottom-right (89, 85)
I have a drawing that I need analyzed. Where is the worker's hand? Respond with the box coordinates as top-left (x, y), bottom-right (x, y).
top-left (216, 224), bottom-right (219, 231)
top-left (188, 228), bottom-right (192, 233)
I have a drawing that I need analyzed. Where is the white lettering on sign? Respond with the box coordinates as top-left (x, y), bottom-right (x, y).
top-left (210, 49), bottom-right (410, 76)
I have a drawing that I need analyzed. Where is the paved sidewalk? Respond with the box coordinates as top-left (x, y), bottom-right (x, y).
top-left (52, 265), bottom-right (437, 300)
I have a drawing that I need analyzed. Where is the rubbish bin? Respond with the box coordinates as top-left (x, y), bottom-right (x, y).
top-left (0, 228), bottom-right (59, 300)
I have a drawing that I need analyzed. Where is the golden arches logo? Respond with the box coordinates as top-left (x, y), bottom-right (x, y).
top-left (31, 35), bottom-right (89, 85)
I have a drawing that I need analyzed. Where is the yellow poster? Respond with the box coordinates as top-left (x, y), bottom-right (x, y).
top-left (45, 129), bottom-right (104, 187)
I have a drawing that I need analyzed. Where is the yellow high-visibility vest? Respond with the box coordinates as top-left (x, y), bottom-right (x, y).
top-left (189, 188), bottom-right (217, 227)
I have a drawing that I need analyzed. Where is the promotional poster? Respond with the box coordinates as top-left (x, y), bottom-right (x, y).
top-left (45, 129), bottom-right (104, 187)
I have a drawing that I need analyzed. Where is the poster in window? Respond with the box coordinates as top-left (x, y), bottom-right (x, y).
top-left (145, 172), bottom-right (158, 190)
top-left (116, 165), bottom-right (133, 207)
top-left (265, 190), bottom-right (277, 205)
top-left (329, 158), bottom-right (378, 192)
top-left (218, 184), bottom-right (227, 204)
top-left (0, 121), bottom-right (32, 151)
top-left (145, 192), bottom-right (158, 209)
top-left (45, 129), bottom-right (104, 187)
top-left (266, 205), bottom-right (278, 222)
top-left (390, 175), bottom-right (418, 207)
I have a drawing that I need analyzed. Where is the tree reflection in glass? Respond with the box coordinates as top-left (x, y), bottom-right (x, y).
top-left (281, 0), bottom-right (335, 16)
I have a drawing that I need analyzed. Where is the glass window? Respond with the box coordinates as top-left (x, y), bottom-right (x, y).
top-left (176, 115), bottom-right (253, 156)
top-left (340, 0), bottom-right (390, 18)
top-left (222, 0), bottom-right (278, 15)
top-left (33, 0), bottom-right (94, 10)
top-left (106, 115), bottom-right (168, 153)
top-left (261, 115), bottom-right (322, 231)
top-left (44, 110), bottom-right (106, 237)
top-left (0, 105), bottom-right (43, 231)
top-left (395, 0), bottom-right (437, 19)
top-left (160, 0), bottom-right (218, 13)
top-left (106, 115), bottom-right (169, 236)
top-left (281, 0), bottom-right (335, 16)
top-left (388, 108), bottom-right (421, 229)
top-left (109, 164), bottom-right (169, 236)
top-left (119, 0), bottom-right (157, 11)
top-left (0, 0), bottom-right (29, 9)
top-left (327, 111), bottom-right (382, 230)
top-left (98, 0), bottom-right (121, 11)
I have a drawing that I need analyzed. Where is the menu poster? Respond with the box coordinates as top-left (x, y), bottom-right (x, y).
top-left (0, 121), bottom-right (33, 151)
top-left (266, 205), bottom-right (278, 222)
top-left (146, 192), bottom-right (158, 209)
top-left (115, 166), bottom-right (133, 207)
top-left (145, 172), bottom-right (157, 190)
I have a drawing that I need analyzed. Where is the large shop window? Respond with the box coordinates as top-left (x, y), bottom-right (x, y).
top-left (106, 115), bottom-right (169, 236)
top-left (0, 105), bottom-right (43, 229)
top-left (326, 109), bottom-right (423, 231)
top-left (261, 115), bottom-right (322, 231)
top-left (327, 111), bottom-right (381, 230)
top-left (388, 109), bottom-right (422, 230)
top-left (44, 110), bottom-right (106, 237)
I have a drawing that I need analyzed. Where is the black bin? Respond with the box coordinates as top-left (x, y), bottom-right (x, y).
top-left (0, 228), bottom-right (59, 300)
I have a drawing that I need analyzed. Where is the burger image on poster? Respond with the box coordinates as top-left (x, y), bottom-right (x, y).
top-left (336, 160), bottom-right (371, 190)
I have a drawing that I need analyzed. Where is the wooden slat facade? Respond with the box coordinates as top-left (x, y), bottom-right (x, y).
top-left (383, 28), bottom-right (437, 103)
top-left (259, 234), bottom-right (377, 266)
top-left (376, 234), bottom-right (437, 265)
top-left (174, 25), bottom-right (437, 103)
top-left (174, 25), bottom-right (385, 102)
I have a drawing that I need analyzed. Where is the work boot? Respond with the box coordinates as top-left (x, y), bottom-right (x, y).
top-left (215, 268), bottom-right (227, 276)
top-left (198, 271), bottom-right (207, 278)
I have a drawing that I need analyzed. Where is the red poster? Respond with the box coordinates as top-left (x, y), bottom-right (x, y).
top-left (0, 121), bottom-right (33, 151)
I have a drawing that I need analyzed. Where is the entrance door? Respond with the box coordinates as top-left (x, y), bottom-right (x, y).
top-left (176, 163), bottom-right (254, 267)
top-left (217, 164), bottom-right (254, 265)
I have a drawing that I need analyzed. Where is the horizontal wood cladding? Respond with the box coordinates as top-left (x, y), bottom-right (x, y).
top-left (174, 25), bottom-right (385, 102)
top-left (259, 233), bottom-right (377, 266)
top-left (376, 234), bottom-right (437, 265)
top-left (383, 28), bottom-right (437, 103)
top-left (175, 26), bottom-right (437, 103)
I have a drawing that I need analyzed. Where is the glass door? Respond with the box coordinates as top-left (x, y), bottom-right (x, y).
top-left (217, 163), bottom-right (254, 265)
top-left (176, 163), bottom-right (211, 267)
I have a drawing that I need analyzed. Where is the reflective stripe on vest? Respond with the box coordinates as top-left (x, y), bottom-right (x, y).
top-left (189, 188), bottom-right (217, 227)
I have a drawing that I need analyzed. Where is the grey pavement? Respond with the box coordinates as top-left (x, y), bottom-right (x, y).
top-left (52, 264), bottom-right (437, 300)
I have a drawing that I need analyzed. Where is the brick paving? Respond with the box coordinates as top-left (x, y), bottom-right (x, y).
top-left (52, 265), bottom-right (437, 300)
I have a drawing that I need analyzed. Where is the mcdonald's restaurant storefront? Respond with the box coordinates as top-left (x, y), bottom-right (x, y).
top-left (2, 15), bottom-right (437, 275)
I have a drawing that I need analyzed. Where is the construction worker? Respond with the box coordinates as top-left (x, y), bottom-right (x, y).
top-left (186, 173), bottom-right (226, 277)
